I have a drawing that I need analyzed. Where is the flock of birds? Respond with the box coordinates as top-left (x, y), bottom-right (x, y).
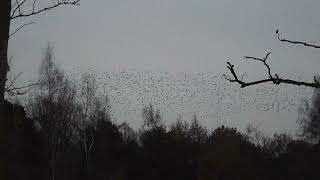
top-left (13, 65), bottom-right (311, 131)
top-left (84, 67), bottom-right (313, 129)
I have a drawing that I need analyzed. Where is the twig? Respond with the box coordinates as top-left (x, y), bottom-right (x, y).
top-left (9, 21), bottom-right (36, 38)
top-left (244, 52), bottom-right (272, 78)
top-left (11, 0), bottom-right (80, 20)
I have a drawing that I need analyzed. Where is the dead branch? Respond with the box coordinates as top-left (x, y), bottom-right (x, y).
top-left (5, 71), bottom-right (42, 96)
top-left (225, 30), bottom-right (320, 89)
top-left (276, 29), bottom-right (320, 48)
top-left (9, 21), bottom-right (36, 38)
top-left (5, 80), bottom-right (41, 96)
top-left (244, 52), bottom-right (272, 78)
top-left (224, 58), bottom-right (320, 88)
top-left (11, 0), bottom-right (80, 20)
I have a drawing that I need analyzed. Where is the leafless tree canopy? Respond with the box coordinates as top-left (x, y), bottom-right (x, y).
top-left (298, 80), bottom-right (320, 143)
top-left (10, 0), bottom-right (80, 20)
top-left (224, 30), bottom-right (320, 89)
top-left (27, 46), bottom-right (80, 180)
top-left (1, 0), bottom-right (80, 99)
top-left (142, 104), bottom-right (164, 130)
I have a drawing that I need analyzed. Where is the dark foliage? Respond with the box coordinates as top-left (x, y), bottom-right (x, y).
top-left (4, 99), bottom-right (320, 180)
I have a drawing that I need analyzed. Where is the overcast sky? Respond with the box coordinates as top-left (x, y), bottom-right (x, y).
top-left (7, 0), bottom-right (320, 134)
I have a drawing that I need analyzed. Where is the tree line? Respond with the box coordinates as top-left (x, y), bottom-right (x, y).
top-left (3, 45), bottom-right (320, 180)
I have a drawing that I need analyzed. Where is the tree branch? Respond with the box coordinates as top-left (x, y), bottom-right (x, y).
top-left (5, 82), bottom-right (39, 96)
top-left (224, 60), bottom-right (320, 88)
top-left (9, 21), bottom-right (36, 38)
top-left (225, 30), bottom-right (320, 89)
top-left (5, 71), bottom-right (42, 96)
top-left (11, 0), bottom-right (80, 20)
top-left (276, 29), bottom-right (320, 48)
top-left (244, 52), bottom-right (272, 78)
top-left (11, 0), bottom-right (27, 19)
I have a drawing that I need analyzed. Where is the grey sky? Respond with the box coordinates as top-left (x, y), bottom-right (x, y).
top-left (7, 0), bottom-right (320, 134)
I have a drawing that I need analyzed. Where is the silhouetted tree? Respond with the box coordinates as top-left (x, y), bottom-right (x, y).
top-left (27, 46), bottom-right (79, 180)
top-left (118, 122), bottom-right (140, 180)
top-left (1, 2), bottom-right (80, 176)
top-left (78, 73), bottom-right (104, 180)
top-left (169, 114), bottom-right (189, 140)
top-left (267, 133), bottom-right (292, 158)
top-left (119, 122), bottom-right (138, 145)
top-left (167, 115), bottom-right (196, 180)
top-left (199, 126), bottom-right (258, 180)
top-left (188, 114), bottom-right (207, 144)
top-left (142, 104), bottom-right (164, 130)
top-left (0, 0), bottom-right (80, 100)
top-left (90, 114), bottom-right (124, 180)
top-left (4, 101), bottom-right (47, 180)
top-left (298, 81), bottom-right (320, 143)
top-left (139, 105), bottom-right (170, 180)
top-left (245, 124), bottom-right (271, 148)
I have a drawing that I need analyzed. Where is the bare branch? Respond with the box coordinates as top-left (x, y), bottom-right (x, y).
top-left (11, 1), bottom-right (18, 10)
top-left (11, 0), bottom-right (80, 20)
top-left (244, 52), bottom-right (272, 78)
top-left (9, 21), bottom-right (36, 38)
top-left (276, 29), bottom-right (320, 48)
top-left (11, 0), bottom-right (27, 18)
top-left (6, 79), bottom-right (41, 96)
top-left (225, 61), bottom-right (320, 88)
top-left (5, 70), bottom-right (42, 96)
top-left (6, 72), bottom-right (23, 89)
top-left (225, 30), bottom-right (320, 89)
top-left (32, 0), bottom-right (37, 12)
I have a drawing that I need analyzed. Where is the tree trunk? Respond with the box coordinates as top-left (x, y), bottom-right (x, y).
top-left (0, 1), bottom-right (11, 179)
top-left (0, 1), bottom-right (10, 103)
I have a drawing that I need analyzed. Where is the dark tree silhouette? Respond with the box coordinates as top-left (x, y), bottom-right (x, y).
top-left (188, 114), bottom-right (207, 144)
top-left (199, 126), bottom-right (257, 180)
top-left (298, 82), bottom-right (320, 143)
top-left (224, 30), bottom-right (320, 89)
top-left (78, 73), bottom-right (103, 180)
top-left (90, 116), bottom-right (124, 180)
top-left (0, 0), bottom-right (80, 109)
top-left (0, 1), bottom-right (80, 178)
top-left (142, 104), bottom-right (164, 130)
top-left (28, 46), bottom-right (79, 180)
top-left (4, 101), bottom-right (47, 180)
top-left (267, 133), bottom-right (292, 158)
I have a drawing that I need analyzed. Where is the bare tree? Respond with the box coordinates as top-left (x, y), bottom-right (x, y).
top-left (142, 104), bottom-right (164, 130)
top-left (224, 30), bottom-right (320, 89)
top-left (28, 46), bottom-right (79, 180)
top-left (38, 45), bottom-right (64, 98)
top-left (298, 79), bottom-right (320, 143)
top-left (245, 124), bottom-right (270, 148)
top-left (1, 2), bottom-right (80, 178)
top-left (169, 114), bottom-right (189, 138)
top-left (119, 122), bottom-right (137, 144)
top-left (268, 133), bottom-right (292, 158)
top-left (188, 114), bottom-right (207, 144)
top-left (78, 73), bottom-right (101, 180)
top-left (1, 0), bottom-right (80, 107)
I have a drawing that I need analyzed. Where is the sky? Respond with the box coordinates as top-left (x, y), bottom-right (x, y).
top-left (7, 0), bottom-right (320, 134)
